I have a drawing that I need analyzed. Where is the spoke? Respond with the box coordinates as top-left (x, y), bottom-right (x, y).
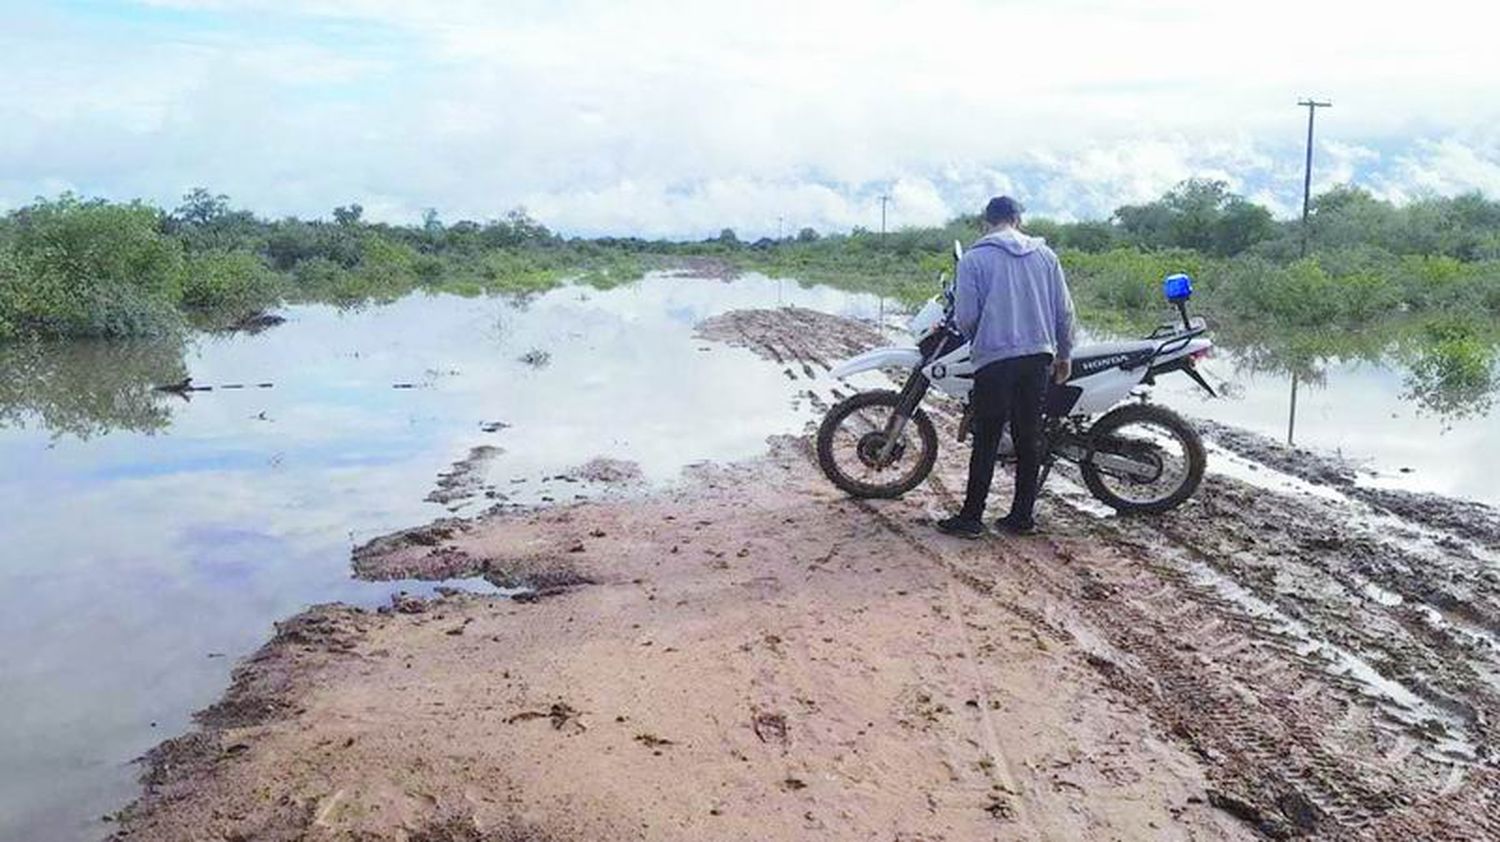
top-left (1097, 421), bottom-right (1188, 504)
top-left (827, 405), bottom-right (925, 490)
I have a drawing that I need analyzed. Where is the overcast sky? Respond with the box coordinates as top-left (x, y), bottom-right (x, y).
top-left (3, 0), bottom-right (1498, 238)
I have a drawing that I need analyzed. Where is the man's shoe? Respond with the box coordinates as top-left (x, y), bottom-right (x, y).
top-left (936, 516), bottom-right (984, 539)
top-left (994, 514), bottom-right (1037, 535)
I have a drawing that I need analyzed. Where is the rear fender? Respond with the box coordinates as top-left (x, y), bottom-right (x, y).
top-left (1153, 335), bottom-right (1212, 363)
top-left (829, 347), bottom-right (923, 380)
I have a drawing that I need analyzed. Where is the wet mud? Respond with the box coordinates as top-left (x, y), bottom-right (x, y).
top-left (116, 307), bottom-right (1500, 841)
top-left (1197, 418), bottom-right (1500, 551)
top-left (427, 445), bottom-right (506, 508)
top-left (221, 311), bottom-right (287, 335)
top-left (564, 457), bottom-right (642, 485)
top-left (665, 255), bottom-right (742, 281)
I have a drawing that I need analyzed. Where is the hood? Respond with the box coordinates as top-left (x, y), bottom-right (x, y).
top-left (972, 227), bottom-right (1044, 256)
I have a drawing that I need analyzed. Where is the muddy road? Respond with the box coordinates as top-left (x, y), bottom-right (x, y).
top-left (115, 308), bottom-right (1500, 840)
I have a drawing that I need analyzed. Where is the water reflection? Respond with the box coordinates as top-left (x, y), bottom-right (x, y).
top-left (3, 298), bottom-right (1497, 445)
top-left (1203, 322), bottom-right (1500, 441)
top-left (1397, 328), bottom-right (1498, 422)
top-left (0, 339), bottom-right (187, 439)
top-left (0, 273), bottom-right (893, 842)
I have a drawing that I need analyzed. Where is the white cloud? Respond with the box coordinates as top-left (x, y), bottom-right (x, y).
top-left (1383, 137), bottom-right (1500, 202)
top-left (4, 0), bottom-right (1500, 236)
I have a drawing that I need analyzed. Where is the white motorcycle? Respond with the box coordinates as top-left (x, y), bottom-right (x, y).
top-left (816, 242), bottom-right (1216, 513)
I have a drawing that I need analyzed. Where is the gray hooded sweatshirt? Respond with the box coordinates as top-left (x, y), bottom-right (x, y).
top-left (954, 227), bottom-right (1076, 371)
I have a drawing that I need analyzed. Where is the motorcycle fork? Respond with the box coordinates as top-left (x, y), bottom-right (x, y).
top-left (877, 369), bottom-right (931, 462)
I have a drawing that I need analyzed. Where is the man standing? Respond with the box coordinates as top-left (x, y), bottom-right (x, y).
top-left (937, 196), bottom-right (1076, 537)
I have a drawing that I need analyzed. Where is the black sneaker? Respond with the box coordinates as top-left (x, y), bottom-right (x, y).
top-left (936, 516), bottom-right (984, 539)
top-left (994, 514), bottom-right (1037, 535)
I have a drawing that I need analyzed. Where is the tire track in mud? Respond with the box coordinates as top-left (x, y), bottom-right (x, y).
top-left (704, 307), bottom-right (1500, 839)
top-left (1088, 486), bottom-right (1500, 839)
top-left (865, 475), bottom-right (1401, 836)
top-left (965, 467), bottom-right (1497, 838)
top-left (935, 464), bottom-right (1490, 838)
top-left (699, 307), bottom-right (875, 385)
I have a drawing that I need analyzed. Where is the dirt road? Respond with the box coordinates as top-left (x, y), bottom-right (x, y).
top-left (115, 308), bottom-right (1500, 841)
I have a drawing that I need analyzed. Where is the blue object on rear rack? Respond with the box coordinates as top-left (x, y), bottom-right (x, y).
top-left (1164, 273), bottom-right (1194, 302)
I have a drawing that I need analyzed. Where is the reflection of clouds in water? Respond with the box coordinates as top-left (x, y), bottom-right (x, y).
top-left (0, 273), bottom-right (890, 842)
top-left (182, 526), bottom-right (287, 584)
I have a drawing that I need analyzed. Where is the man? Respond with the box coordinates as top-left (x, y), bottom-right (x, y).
top-left (937, 196), bottom-right (1075, 538)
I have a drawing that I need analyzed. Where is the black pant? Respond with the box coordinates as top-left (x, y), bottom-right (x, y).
top-left (958, 353), bottom-right (1051, 523)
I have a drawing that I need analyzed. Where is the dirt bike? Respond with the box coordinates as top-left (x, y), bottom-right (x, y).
top-left (816, 241), bottom-right (1217, 513)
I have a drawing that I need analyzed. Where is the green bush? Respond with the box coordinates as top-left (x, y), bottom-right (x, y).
top-left (180, 250), bottom-right (282, 316)
top-left (478, 250), bottom-right (563, 295)
top-left (0, 251), bottom-right (21, 342)
top-left (1, 196), bottom-right (185, 338)
top-left (1063, 248), bottom-right (1205, 318)
top-left (4, 184), bottom-right (1500, 353)
top-left (288, 256), bottom-right (355, 302)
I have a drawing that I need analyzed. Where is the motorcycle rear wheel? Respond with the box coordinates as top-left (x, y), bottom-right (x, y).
top-left (1079, 403), bottom-right (1205, 514)
top-left (816, 390), bottom-right (938, 499)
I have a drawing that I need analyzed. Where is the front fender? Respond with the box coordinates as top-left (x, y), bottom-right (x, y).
top-left (829, 346), bottom-right (923, 380)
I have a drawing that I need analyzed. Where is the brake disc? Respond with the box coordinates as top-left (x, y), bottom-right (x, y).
top-left (856, 432), bottom-right (904, 469)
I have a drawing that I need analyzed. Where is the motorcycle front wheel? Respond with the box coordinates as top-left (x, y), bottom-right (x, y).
top-left (1079, 403), bottom-right (1205, 514)
top-left (816, 390), bottom-right (938, 499)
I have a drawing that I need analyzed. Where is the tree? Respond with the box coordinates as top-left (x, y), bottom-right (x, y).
top-left (1214, 198), bottom-right (1275, 257)
top-left (796, 227), bottom-right (820, 243)
top-left (333, 204), bottom-right (364, 226)
top-left (1307, 186), bottom-right (1400, 253)
top-left (1113, 179), bottom-right (1275, 256)
top-left (502, 208), bottom-right (551, 244)
top-left (1063, 220), bottom-right (1117, 252)
top-left (1113, 201), bottom-right (1174, 249)
top-left (173, 188), bottom-right (230, 227)
top-left (717, 228), bottom-right (739, 246)
top-left (1162, 179), bottom-right (1231, 253)
top-left (3, 195), bottom-right (186, 338)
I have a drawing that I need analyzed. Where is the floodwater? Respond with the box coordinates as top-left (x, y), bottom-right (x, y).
top-left (1153, 350), bottom-right (1500, 505)
top-left (0, 274), bottom-right (882, 841)
top-left (0, 272), bottom-right (1496, 841)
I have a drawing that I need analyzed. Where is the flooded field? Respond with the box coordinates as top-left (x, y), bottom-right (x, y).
top-left (2, 272), bottom-right (1498, 840)
top-left (0, 274), bottom-right (882, 840)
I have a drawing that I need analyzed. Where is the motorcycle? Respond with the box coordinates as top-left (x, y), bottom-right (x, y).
top-left (815, 241), bottom-right (1217, 514)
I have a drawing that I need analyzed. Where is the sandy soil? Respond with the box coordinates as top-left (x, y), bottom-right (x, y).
top-left (114, 308), bottom-right (1500, 841)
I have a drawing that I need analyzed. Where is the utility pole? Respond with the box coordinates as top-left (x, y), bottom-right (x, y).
top-left (777, 216), bottom-right (784, 241)
top-left (1297, 98), bottom-right (1332, 259)
top-left (878, 194), bottom-right (890, 240)
top-left (1289, 97), bottom-right (1331, 446)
